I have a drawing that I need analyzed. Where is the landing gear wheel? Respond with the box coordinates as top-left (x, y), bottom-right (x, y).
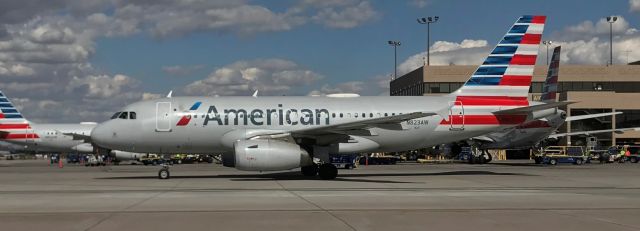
top-left (158, 168), bottom-right (170, 179)
top-left (318, 163), bottom-right (338, 180)
top-left (301, 164), bottom-right (318, 176)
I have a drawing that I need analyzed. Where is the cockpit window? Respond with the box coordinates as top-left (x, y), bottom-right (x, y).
top-left (129, 112), bottom-right (136, 120)
top-left (111, 112), bottom-right (121, 119)
top-left (119, 112), bottom-right (129, 119)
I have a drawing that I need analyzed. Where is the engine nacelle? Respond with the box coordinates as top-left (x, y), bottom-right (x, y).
top-left (223, 139), bottom-right (312, 171)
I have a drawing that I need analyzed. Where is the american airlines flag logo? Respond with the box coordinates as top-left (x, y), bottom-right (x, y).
top-left (176, 101), bottom-right (202, 126)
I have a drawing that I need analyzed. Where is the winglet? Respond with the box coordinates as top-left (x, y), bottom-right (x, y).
top-left (252, 90), bottom-right (258, 98)
top-left (167, 90), bottom-right (173, 98)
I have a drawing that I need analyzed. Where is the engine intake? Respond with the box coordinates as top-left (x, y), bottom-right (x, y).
top-left (223, 139), bottom-right (312, 171)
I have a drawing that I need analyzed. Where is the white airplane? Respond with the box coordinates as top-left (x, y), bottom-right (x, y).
top-left (469, 46), bottom-right (636, 162)
top-left (0, 92), bottom-right (143, 162)
top-left (91, 15), bottom-right (561, 179)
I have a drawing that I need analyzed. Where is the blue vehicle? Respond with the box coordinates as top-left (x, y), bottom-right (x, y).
top-left (537, 146), bottom-right (589, 165)
top-left (331, 154), bottom-right (359, 169)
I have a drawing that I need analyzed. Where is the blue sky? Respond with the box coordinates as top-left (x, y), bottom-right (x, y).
top-left (90, 0), bottom-right (637, 94)
top-left (0, 0), bottom-right (638, 122)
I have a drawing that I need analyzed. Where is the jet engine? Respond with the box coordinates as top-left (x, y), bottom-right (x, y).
top-left (223, 139), bottom-right (312, 171)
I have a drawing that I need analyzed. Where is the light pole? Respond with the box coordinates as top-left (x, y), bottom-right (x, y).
top-left (542, 41), bottom-right (553, 65)
top-left (606, 16), bottom-right (618, 65)
top-left (388, 40), bottom-right (401, 79)
top-left (417, 16), bottom-right (439, 66)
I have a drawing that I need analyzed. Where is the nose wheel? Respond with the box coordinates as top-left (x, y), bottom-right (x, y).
top-left (158, 165), bottom-right (170, 179)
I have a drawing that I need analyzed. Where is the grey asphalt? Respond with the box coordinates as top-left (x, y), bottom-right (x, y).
top-left (1, 159), bottom-right (640, 231)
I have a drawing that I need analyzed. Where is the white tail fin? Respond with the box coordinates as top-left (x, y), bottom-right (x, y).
top-left (451, 15), bottom-right (546, 102)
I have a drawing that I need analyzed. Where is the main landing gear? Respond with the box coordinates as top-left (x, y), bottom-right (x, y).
top-left (158, 164), bottom-right (170, 179)
top-left (300, 163), bottom-right (337, 180)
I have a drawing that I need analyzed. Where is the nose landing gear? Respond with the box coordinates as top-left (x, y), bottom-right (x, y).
top-left (158, 165), bottom-right (170, 179)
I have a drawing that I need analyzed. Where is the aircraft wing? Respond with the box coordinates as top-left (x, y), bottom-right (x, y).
top-left (493, 101), bottom-right (575, 115)
top-left (290, 111), bottom-right (438, 136)
top-left (565, 111), bottom-right (622, 122)
top-left (548, 127), bottom-right (640, 139)
top-left (63, 132), bottom-right (92, 143)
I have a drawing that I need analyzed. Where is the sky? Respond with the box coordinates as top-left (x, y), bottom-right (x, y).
top-left (0, 0), bottom-right (639, 123)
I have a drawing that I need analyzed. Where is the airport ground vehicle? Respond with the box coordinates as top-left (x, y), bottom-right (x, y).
top-left (139, 154), bottom-right (163, 165)
top-left (330, 154), bottom-right (359, 169)
top-left (534, 146), bottom-right (589, 165)
top-left (359, 154), bottom-right (398, 165)
top-left (66, 154), bottom-right (82, 164)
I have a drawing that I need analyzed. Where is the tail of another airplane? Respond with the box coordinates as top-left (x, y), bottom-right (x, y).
top-left (540, 46), bottom-right (560, 102)
top-left (0, 91), bottom-right (37, 140)
top-left (451, 15), bottom-right (546, 106)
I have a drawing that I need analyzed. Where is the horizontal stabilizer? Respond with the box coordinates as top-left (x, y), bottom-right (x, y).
top-left (565, 111), bottom-right (622, 122)
top-left (493, 101), bottom-right (575, 115)
top-left (548, 127), bottom-right (640, 139)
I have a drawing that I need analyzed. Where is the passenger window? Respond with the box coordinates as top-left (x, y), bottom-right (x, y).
top-left (111, 112), bottom-right (121, 119)
top-left (332, 113), bottom-right (336, 118)
top-left (385, 113), bottom-right (388, 117)
top-left (119, 112), bottom-right (129, 119)
top-left (340, 113), bottom-right (343, 118)
top-left (129, 112), bottom-right (136, 120)
top-left (370, 113), bottom-right (373, 118)
top-left (354, 113), bottom-right (359, 118)
top-left (362, 113), bottom-right (366, 118)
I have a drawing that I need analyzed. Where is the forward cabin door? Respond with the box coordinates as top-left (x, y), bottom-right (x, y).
top-left (449, 101), bottom-right (464, 130)
top-left (156, 102), bottom-right (172, 132)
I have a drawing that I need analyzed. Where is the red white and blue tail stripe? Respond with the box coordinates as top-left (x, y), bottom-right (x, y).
top-left (453, 15), bottom-right (545, 102)
top-left (540, 46), bottom-right (560, 102)
top-left (0, 91), bottom-right (38, 140)
top-left (440, 16), bottom-right (546, 128)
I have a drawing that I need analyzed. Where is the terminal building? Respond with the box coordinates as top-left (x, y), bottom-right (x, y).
top-left (390, 64), bottom-right (640, 148)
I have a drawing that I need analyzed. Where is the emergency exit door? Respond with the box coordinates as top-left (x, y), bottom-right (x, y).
top-left (449, 101), bottom-right (464, 130)
top-left (156, 102), bottom-right (172, 132)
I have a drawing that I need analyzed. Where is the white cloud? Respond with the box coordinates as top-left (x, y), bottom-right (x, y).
top-left (631, 0), bottom-right (640, 12)
top-left (162, 65), bottom-right (205, 76)
top-left (67, 74), bottom-right (139, 98)
top-left (397, 39), bottom-right (490, 75)
top-left (184, 58), bottom-right (323, 96)
top-left (408, 0), bottom-right (429, 8)
top-left (311, 1), bottom-right (378, 29)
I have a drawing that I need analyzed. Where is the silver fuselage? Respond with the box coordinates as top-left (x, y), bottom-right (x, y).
top-left (4, 123), bottom-right (95, 153)
top-left (91, 96), bottom-right (547, 154)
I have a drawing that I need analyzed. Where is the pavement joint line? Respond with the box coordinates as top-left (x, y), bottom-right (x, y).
top-left (549, 209), bottom-right (640, 230)
top-left (83, 170), bottom-right (184, 231)
top-left (2, 207), bottom-right (640, 215)
top-left (274, 179), bottom-right (357, 231)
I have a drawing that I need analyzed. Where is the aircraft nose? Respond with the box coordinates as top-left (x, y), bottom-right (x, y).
top-left (91, 122), bottom-right (114, 148)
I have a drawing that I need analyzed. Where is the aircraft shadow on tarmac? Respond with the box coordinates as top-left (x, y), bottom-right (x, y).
top-left (97, 170), bottom-right (534, 184)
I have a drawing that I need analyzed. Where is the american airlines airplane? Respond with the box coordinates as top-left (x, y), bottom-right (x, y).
top-left (470, 46), bottom-right (634, 162)
top-left (91, 15), bottom-right (560, 179)
top-left (0, 92), bottom-right (143, 161)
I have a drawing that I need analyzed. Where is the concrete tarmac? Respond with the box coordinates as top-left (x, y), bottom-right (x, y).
top-left (1, 159), bottom-right (640, 231)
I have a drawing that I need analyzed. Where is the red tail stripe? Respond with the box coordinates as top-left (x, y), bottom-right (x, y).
top-left (510, 55), bottom-right (537, 65)
top-left (0, 133), bottom-right (40, 139)
top-left (532, 16), bottom-right (546, 24)
top-left (521, 34), bottom-right (542, 44)
top-left (0, 124), bottom-right (31, 129)
top-left (440, 115), bottom-right (528, 125)
top-left (499, 75), bottom-right (532, 86)
top-left (455, 96), bottom-right (529, 106)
